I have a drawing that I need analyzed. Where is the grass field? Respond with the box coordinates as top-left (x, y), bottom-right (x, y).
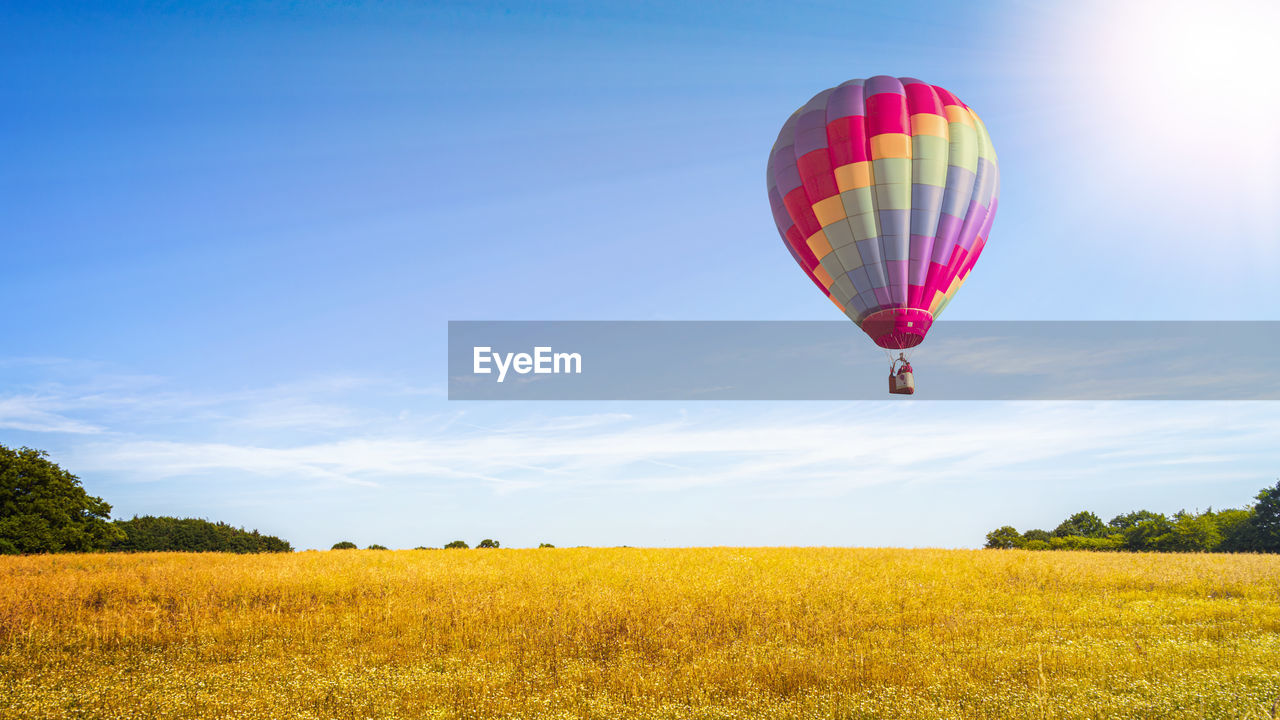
top-left (2, 548), bottom-right (1279, 719)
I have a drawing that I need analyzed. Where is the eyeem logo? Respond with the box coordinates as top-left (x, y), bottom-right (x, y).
top-left (473, 346), bottom-right (582, 383)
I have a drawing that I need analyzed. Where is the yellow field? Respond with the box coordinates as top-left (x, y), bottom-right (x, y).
top-left (2, 549), bottom-right (1279, 720)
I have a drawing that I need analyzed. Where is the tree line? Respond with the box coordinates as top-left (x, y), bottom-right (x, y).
top-left (985, 481), bottom-right (1280, 553)
top-left (330, 540), bottom-right (558, 550)
top-left (0, 444), bottom-right (290, 554)
top-left (1, 444), bottom-right (554, 554)
top-left (10, 440), bottom-right (1277, 556)
top-left (111, 516), bottom-right (291, 553)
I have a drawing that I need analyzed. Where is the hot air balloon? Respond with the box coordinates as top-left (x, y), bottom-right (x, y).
top-left (766, 76), bottom-right (999, 394)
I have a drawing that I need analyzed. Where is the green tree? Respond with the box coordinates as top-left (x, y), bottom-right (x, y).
top-left (538, 542), bottom-right (555, 548)
top-left (1108, 510), bottom-right (1166, 531)
top-left (1240, 480), bottom-right (1280, 552)
top-left (110, 516), bottom-right (291, 553)
top-left (331, 541), bottom-right (358, 550)
top-left (1021, 529), bottom-right (1051, 543)
top-left (1053, 511), bottom-right (1107, 538)
top-left (1122, 516), bottom-right (1174, 551)
top-left (476, 538), bottom-right (500, 548)
top-left (1166, 511), bottom-right (1222, 552)
top-left (0, 445), bottom-right (123, 554)
top-left (1211, 508), bottom-right (1255, 552)
top-left (367, 544), bottom-right (389, 550)
top-left (984, 526), bottom-right (1023, 549)
top-left (444, 540), bottom-right (469, 549)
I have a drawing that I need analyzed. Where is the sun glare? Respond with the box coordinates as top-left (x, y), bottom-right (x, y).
top-left (1050, 0), bottom-right (1280, 248)
top-left (1101, 0), bottom-right (1279, 159)
top-left (1103, 0), bottom-right (1279, 101)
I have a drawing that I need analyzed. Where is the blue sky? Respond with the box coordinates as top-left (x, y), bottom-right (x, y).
top-left (2, 0), bottom-right (1278, 550)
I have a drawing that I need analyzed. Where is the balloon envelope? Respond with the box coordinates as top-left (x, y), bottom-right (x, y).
top-left (766, 76), bottom-right (999, 349)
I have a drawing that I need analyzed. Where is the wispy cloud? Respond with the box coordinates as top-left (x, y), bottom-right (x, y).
top-left (4, 358), bottom-right (1278, 507)
top-left (0, 394), bottom-right (105, 434)
top-left (57, 402), bottom-right (1280, 498)
top-left (0, 362), bottom-right (443, 436)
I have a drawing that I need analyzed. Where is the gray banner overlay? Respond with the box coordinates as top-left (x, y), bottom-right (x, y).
top-left (448, 321), bottom-right (1280, 400)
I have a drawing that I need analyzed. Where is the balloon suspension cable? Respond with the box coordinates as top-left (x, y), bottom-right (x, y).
top-left (884, 347), bottom-right (916, 371)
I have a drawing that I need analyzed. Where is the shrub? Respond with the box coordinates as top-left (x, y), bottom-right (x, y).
top-left (331, 541), bottom-right (358, 550)
top-left (1049, 535), bottom-right (1123, 552)
top-left (477, 539), bottom-right (500, 549)
top-left (367, 544), bottom-right (389, 550)
top-left (444, 540), bottom-right (469, 549)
